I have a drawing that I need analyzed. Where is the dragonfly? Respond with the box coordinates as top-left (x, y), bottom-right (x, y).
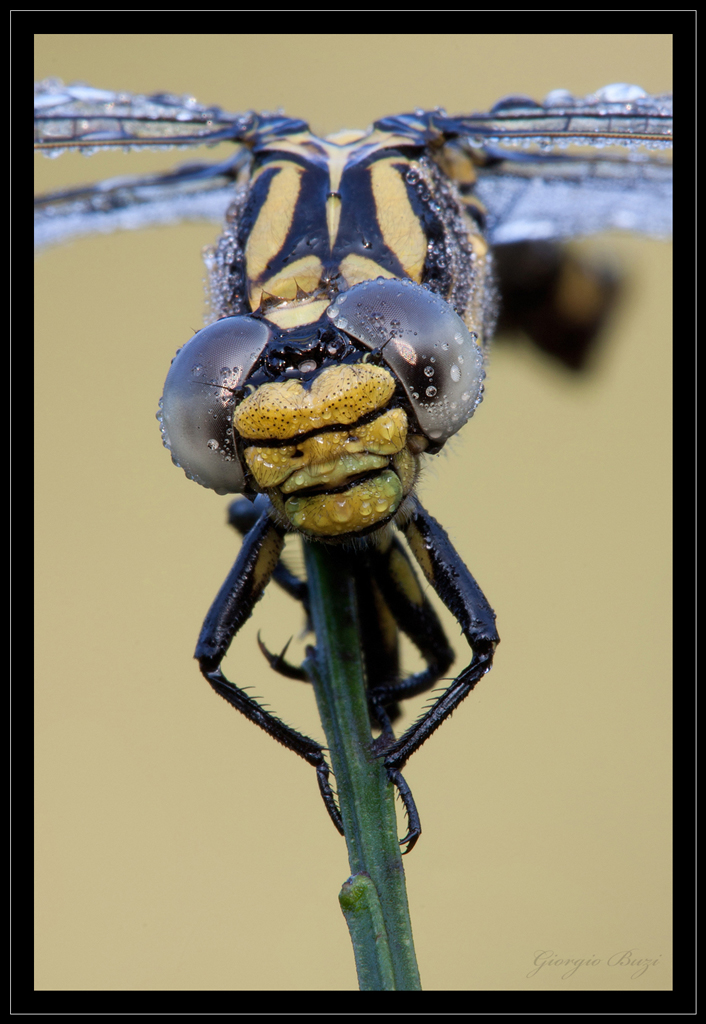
top-left (34, 79), bottom-right (672, 852)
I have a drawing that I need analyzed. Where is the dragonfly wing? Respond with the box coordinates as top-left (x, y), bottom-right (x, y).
top-left (34, 78), bottom-right (254, 153)
top-left (449, 84), bottom-right (672, 243)
top-left (446, 84), bottom-right (672, 152)
top-left (381, 86), bottom-right (672, 245)
top-left (34, 158), bottom-right (241, 251)
top-left (478, 156), bottom-right (672, 244)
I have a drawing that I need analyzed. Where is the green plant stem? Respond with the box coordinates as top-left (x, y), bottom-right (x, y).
top-left (302, 540), bottom-right (421, 991)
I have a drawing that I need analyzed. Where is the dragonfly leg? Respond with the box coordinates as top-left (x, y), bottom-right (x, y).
top-left (229, 497), bottom-right (310, 613)
top-left (229, 497), bottom-right (312, 679)
top-left (365, 535), bottom-right (455, 733)
top-left (387, 769), bottom-right (422, 855)
top-left (196, 506), bottom-right (343, 835)
top-left (382, 497), bottom-right (499, 776)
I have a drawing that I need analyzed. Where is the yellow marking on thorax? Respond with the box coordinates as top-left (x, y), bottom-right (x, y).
top-left (326, 193), bottom-right (342, 251)
top-left (433, 142), bottom-right (478, 187)
top-left (339, 253), bottom-right (397, 288)
top-left (460, 217), bottom-right (491, 343)
top-left (323, 143), bottom-right (352, 249)
top-left (370, 158), bottom-right (427, 282)
top-left (245, 160), bottom-right (303, 283)
top-left (251, 255), bottom-right (323, 307)
top-left (467, 229), bottom-right (489, 259)
top-left (263, 298), bottom-right (331, 330)
top-left (324, 129), bottom-right (368, 145)
top-left (233, 363), bottom-right (397, 441)
top-left (325, 145), bottom-right (349, 194)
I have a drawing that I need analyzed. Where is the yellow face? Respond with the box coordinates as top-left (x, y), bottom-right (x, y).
top-left (233, 362), bottom-right (419, 537)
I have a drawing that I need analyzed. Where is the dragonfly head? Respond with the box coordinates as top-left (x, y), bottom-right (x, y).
top-left (159, 279), bottom-right (486, 539)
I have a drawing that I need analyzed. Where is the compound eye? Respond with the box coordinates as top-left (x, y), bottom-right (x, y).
top-left (327, 278), bottom-right (485, 444)
top-left (158, 316), bottom-right (271, 494)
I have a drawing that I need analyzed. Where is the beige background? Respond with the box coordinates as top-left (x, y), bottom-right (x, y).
top-left (35, 34), bottom-right (672, 992)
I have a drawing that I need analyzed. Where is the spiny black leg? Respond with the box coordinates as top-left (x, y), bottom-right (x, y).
top-left (349, 569), bottom-right (404, 731)
top-left (383, 653), bottom-right (493, 775)
top-left (196, 506), bottom-right (342, 835)
top-left (370, 702), bottom-right (395, 751)
top-left (383, 496), bottom-right (499, 775)
top-left (203, 664), bottom-right (343, 835)
top-left (228, 497), bottom-right (310, 615)
top-left (387, 769), bottom-right (422, 855)
top-left (364, 537), bottom-right (455, 730)
top-left (315, 761), bottom-right (344, 835)
top-left (230, 498), bottom-right (312, 674)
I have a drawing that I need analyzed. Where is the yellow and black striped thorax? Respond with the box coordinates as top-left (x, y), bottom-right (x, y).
top-left (208, 115), bottom-right (493, 342)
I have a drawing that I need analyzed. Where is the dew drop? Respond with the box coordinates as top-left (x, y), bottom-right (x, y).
top-left (331, 499), bottom-right (353, 523)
